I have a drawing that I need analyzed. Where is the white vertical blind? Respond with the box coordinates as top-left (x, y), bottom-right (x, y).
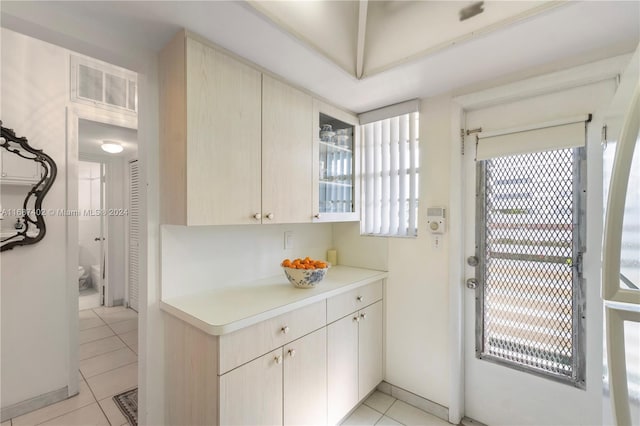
top-left (361, 111), bottom-right (419, 237)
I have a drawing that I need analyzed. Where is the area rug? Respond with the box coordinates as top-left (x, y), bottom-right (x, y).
top-left (113, 388), bottom-right (138, 426)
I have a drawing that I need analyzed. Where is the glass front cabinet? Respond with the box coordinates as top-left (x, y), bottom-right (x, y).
top-left (312, 100), bottom-right (360, 222)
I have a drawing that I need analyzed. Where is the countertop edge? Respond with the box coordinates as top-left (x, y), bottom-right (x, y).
top-left (160, 270), bottom-right (388, 336)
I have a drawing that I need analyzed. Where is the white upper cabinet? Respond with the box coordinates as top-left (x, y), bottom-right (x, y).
top-left (160, 32), bottom-right (262, 226)
top-left (262, 75), bottom-right (313, 224)
top-left (313, 100), bottom-right (360, 222)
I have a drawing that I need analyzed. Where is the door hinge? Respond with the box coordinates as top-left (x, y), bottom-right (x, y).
top-left (460, 129), bottom-right (465, 156)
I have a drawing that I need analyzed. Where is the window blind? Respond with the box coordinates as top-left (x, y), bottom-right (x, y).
top-left (476, 115), bottom-right (590, 160)
top-left (361, 111), bottom-right (419, 237)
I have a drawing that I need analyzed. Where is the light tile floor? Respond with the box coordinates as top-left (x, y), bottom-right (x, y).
top-left (5, 306), bottom-right (138, 426)
top-left (342, 391), bottom-right (452, 426)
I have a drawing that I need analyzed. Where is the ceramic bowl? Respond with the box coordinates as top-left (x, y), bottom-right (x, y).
top-left (282, 266), bottom-right (329, 289)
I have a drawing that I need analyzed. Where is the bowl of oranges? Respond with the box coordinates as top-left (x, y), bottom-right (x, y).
top-left (281, 257), bottom-right (330, 289)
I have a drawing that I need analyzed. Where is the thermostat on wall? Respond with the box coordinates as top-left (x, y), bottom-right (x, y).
top-left (427, 207), bottom-right (446, 234)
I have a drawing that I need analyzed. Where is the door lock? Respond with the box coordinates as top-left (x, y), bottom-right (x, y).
top-left (466, 278), bottom-right (478, 289)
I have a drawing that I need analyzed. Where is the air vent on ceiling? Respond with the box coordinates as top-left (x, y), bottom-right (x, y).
top-left (459, 1), bottom-right (484, 21)
top-left (71, 55), bottom-right (137, 115)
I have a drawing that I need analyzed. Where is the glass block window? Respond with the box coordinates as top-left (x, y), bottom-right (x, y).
top-left (477, 147), bottom-right (585, 386)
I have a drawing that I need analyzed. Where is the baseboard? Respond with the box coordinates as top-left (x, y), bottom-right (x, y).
top-left (1, 386), bottom-right (70, 422)
top-left (113, 298), bottom-right (124, 307)
top-left (461, 416), bottom-right (488, 426)
top-left (376, 381), bottom-right (449, 423)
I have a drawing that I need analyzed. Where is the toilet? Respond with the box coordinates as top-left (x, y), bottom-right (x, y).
top-left (90, 265), bottom-right (100, 290)
top-left (78, 266), bottom-right (89, 290)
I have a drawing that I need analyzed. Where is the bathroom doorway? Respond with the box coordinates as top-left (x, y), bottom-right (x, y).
top-left (77, 119), bottom-right (138, 310)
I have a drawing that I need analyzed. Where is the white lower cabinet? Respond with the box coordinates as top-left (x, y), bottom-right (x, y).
top-left (327, 313), bottom-right (359, 425)
top-left (164, 281), bottom-right (383, 426)
top-left (219, 328), bottom-right (328, 426)
top-left (284, 328), bottom-right (327, 426)
top-left (327, 299), bottom-right (384, 425)
top-left (220, 348), bottom-right (283, 426)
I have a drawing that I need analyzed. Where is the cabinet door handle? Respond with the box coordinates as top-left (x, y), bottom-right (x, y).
top-left (253, 213), bottom-right (262, 220)
top-left (288, 349), bottom-right (296, 358)
top-left (356, 296), bottom-right (363, 302)
top-left (274, 355), bottom-right (283, 365)
top-left (266, 213), bottom-right (274, 220)
top-left (360, 312), bottom-right (367, 320)
top-left (314, 214), bottom-right (321, 219)
top-left (281, 326), bottom-right (290, 334)
top-left (353, 316), bottom-right (360, 322)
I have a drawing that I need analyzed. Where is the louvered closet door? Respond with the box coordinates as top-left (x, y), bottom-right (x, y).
top-left (128, 160), bottom-right (140, 312)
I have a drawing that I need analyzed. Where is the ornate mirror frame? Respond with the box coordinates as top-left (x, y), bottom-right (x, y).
top-left (1, 121), bottom-right (58, 252)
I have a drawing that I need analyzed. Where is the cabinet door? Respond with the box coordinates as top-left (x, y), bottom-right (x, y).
top-left (358, 300), bottom-right (383, 400)
top-left (327, 314), bottom-right (359, 425)
top-left (262, 75), bottom-right (313, 224)
top-left (312, 99), bottom-right (360, 223)
top-left (284, 328), bottom-right (327, 426)
top-left (1, 149), bottom-right (41, 183)
top-left (219, 348), bottom-right (283, 426)
top-left (186, 38), bottom-right (262, 225)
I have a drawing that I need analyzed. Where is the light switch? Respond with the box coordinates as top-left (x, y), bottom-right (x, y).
top-left (284, 231), bottom-right (294, 249)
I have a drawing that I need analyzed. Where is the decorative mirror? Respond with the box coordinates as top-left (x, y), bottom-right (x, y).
top-left (1, 121), bottom-right (57, 252)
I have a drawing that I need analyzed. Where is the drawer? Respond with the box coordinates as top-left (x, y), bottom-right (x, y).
top-left (218, 300), bottom-right (326, 374)
top-left (327, 280), bottom-right (383, 324)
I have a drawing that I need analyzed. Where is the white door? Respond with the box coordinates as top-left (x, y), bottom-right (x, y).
top-left (602, 51), bottom-right (640, 425)
top-left (463, 80), bottom-right (616, 425)
top-left (128, 159), bottom-right (140, 311)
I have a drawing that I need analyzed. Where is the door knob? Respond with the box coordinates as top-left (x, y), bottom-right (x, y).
top-left (314, 214), bottom-right (321, 219)
top-left (288, 349), bottom-right (296, 358)
top-left (467, 256), bottom-right (479, 267)
top-left (360, 312), bottom-right (367, 320)
top-left (281, 326), bottom-right (289, 334)
top-left (353, 316), bottom-right (360, 322)
top-left (356, 296), bottom-right (363, 302)
top-left (266, 213), bottom-right (274, 220)
top-left (466, 278), bottom-right (478, 289)
top-left (253, 213), bottom-right (262, 220)
top-left (274, 355), bottom-right (283, 365)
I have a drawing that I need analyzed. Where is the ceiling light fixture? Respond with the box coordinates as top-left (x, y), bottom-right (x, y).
top-left (101, 141), bottom-right (124, 154)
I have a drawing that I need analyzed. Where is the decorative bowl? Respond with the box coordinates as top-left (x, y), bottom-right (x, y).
top-left (282, 266), bottom-right (329, 289)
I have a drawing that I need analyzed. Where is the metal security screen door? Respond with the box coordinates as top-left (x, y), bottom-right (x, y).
top-left (476, 148), bottom-right (585, 385)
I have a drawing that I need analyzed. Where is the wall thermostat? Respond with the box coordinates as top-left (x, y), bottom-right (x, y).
top-left (427, 207), bottom-right (446, 234)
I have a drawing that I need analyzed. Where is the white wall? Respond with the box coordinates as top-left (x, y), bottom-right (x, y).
top-left (0, 28), bottom-right (71, 409)
top-left (161, 223), bottom-right (333, 299)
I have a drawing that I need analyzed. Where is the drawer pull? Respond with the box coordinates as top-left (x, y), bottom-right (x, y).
top-left (274, 355), bottom-right (283, 365)
top-left (360, 312), bottom-right (367, 320)
top-left (288, 349), bottom-right (296, 358)
top-left (356, 296), bottom-right (363, 302)
top-left (281, 326), bottom-right (290, 334)
top-left (353, 316), bottom-right (360, 322)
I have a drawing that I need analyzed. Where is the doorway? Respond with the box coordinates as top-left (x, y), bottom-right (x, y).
top-left (460, 80), bottom-right (615, 425)
top-left (78, 119), bottom-right (138, 309)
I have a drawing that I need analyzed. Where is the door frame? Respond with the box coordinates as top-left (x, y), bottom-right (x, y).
top-left (65, 105), bottom-right (137, 396)
top-left (448, 55), bottom-right (629, 424)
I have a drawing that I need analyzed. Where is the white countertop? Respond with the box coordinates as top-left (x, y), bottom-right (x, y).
top-left (160, 265), bottom-right (388, 336)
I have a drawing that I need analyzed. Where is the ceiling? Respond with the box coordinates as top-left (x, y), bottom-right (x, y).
top-left (1, 1), bottom-right (639, 113)
top-left (78, 119), bottom-right (138, 158)
top-left (248, 1), bottom-right (565, 79)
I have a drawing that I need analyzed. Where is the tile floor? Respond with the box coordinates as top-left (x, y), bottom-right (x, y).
top-left (4, 306), bottom-right (138, 426)
top-left (342, 391), bottom-right (452, 426)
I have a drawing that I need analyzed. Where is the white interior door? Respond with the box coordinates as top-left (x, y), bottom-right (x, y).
top-left (462, 80), bottom-right (616, 425)
top-left (602, 74), bottom-right (640, 425)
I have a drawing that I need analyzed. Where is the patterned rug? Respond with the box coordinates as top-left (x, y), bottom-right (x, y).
top-left (113, 388), bottom-right (138, 426)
